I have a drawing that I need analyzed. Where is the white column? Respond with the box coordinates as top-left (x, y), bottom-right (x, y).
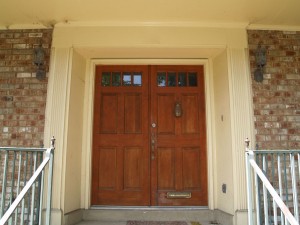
top-left (227, 48), bottom-right (255, 222)
top-left (44, 47), bottom-right (72, 225)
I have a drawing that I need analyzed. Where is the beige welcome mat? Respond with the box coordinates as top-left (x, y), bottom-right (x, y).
top-left (127, 221), bottom-right (188, 225)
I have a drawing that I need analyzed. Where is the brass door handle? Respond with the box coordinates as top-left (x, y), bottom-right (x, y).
top-left (151, 139), bottom-right (155, 149)
top-left (151, 133), bottom-right (156, 160)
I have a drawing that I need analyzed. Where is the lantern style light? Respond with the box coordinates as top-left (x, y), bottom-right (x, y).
top-left (254, 44), bottom-right (266, 82)
top-left (33, 43), bottom-right (46, 80)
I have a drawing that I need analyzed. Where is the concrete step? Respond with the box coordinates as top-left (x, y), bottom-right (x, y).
top-left (83, 208), bottom-right (215, 222)
top-left (65, 208), bottom-right (233, 225)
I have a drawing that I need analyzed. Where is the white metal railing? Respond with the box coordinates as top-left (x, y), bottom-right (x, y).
top-left (245, 138), bottom-right (299, 225)
top-left (0, 137), bottom-right (55, 225)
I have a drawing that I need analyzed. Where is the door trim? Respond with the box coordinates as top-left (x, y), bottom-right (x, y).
top-left (82, 59), bottom-right (215, 209)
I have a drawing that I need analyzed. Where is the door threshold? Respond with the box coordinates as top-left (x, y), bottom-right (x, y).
top-left (90, 206), bottom-right (209, 210)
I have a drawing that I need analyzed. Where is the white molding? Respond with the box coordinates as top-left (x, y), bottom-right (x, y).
top-left (227, 48), bottom-right (255, 211)
top-left (43, 47), bottom-right (72, 210)
top-left (54, 21), bottom-right (250, 29)
top-left (81, 59), bottom-right (95, 209)
top-left (247, 24), bottom-right (300, 31)
top-left (0, 24), bottom-right (51, 30)
top-left (1, 21), bottom-right (299, 31)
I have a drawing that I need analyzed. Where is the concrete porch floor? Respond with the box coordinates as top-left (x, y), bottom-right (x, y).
top-left (75, 222), bottom-right (211, 225)
top-left (65, 209), bottom-right (232, 225)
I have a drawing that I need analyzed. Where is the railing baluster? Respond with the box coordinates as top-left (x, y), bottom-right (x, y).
top-left (270, 152), bottom-right (275, 224)
top-left (283, 153), bottom-right (289, 206)
top-left (254, 157), bottom-right (261, 225)
top-left (273, 199), bottom-right (278, 225)
top-left (46, 144), bottom-right (55, 225)
top-left (298, 153), bottom-right (300, 223)
top-left (278, 154), bottom-right (285, 225)
top-left (36, 152), bottom-right (43, 224)
top-left (290, 153), bottom-right (299, 222)
top-left (30, 152), bottom-right (38, 225)
top-left (263, 154), bottom-right (269, 225)
top-left (14, 151), bottom-right (22, 225)
top-left (38, 169), bottom-right (45, 225)
top-left (1, 150), bottom-right (9, 218)
top-left (9, 152), bottom-right (16, 225)
top-left (27, 152), bottom-right (33, 223)
top-left (245, 150), bottom-right (253, 225)
top-left (256, 153), bottom-right (263, 225)
top-left (20, 152), bottom-right (28, 225)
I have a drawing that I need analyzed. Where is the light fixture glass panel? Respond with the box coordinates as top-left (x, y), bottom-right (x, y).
top-left (157, 72), bottom-right (166, 87)
top-left (133, 73), bottom-right (142, 86)
top-left (112, 72), bottom-right (121, 86)
top-left (123, 73), bottom-right (131, 86)
top-left (178, 72), bottom-right (187, 86)
top-left (188, 72), bottom-right (197, 86)
top-left (102, 72), bottom-right (111, 86)
top-left (168, 72), bottom-right (176, 87)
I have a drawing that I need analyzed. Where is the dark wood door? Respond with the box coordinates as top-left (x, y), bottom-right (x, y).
top-left (150, 65), bottom-right (207, 206)
top-left (92, 65), bottom-right (207, 206)
top-left (91, 65), bottom-right (150, 205)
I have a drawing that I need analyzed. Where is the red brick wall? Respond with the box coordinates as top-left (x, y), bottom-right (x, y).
top-left (248, 30), bottom-right (300, 149)
top-left (0, 29), bottom-right (52, 147)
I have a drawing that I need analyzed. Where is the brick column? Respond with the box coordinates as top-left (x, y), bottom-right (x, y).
top-left (0, 29), bottom-right (52, 147)
top-left (248, 30), bottom-right (300, 149)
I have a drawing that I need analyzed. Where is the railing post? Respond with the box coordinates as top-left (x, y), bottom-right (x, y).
top-left (290, 153), bottom-right (299, 223)
top-left (0, 151), bottom-right (9, 218)
top-left (46, 136), bottom-right (55, 225)
top-left (245, 138), bottom-right (254, 225)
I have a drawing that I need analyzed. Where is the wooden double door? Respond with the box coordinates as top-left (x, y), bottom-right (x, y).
top-left (92, 65), bottom-right (207, 206)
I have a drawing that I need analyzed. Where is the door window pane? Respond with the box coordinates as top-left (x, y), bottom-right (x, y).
top-left (168, 72), bottom-right (176, 87)
top-left (112, 72), bottom-right (121, 86)
top-left (102, 72), bottom-right (111, 86)
top-left (178, 72), bottom-right (187, 86)
top-left (123, 73), bottom-right (131, 86)
top-left (188, 73), bottom-right (197, 86)
top-left (133, 73), bottom-right (142, 86)
top-left (157, 72), bottom-right (166, 87)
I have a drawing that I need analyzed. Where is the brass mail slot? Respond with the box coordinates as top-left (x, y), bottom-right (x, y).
top-left (167, 192), bottom-right (191, 199)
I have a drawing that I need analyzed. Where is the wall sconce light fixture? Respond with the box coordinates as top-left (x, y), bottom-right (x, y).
top-left (33, 43), bottom-right (46, 80)
top-left (254, 44), bottom-right (266, 82)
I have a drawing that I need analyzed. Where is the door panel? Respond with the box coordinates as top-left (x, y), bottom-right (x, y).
top-left (92, 65), bottom-right (207, 206)
top-left (157, 94), bottom-right (176, 134)
top-left (92, 65), bottom-right (150, 206)
top-left (124, 147), bottom-right (143, 190)
top-left (100, 94), bottom-right (118, 133)
top-left (98, 147), bottom-right (117, 189)
top-left (182, 94), bottom-right (199, 134)
top-left (124, 94), bottom-right (142, 133)
top-left (157, 147), bottom-right (176, 189)
top-left (150, 65), bottom-right (207, 206)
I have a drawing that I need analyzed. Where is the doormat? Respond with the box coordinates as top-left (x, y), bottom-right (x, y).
top-left (127, 221), bottom-right (188, 225)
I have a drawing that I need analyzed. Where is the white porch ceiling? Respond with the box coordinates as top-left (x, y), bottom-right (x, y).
top-left (1, 0), bottom-right (300, 29)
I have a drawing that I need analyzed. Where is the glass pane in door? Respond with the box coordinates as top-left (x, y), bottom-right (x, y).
top-left (123, 73), bottom-right (131, 86)
top-left (178, 72), bottom-right (187, 86)
top-left (157, 72), bottom-right (166, 87)
top-left (168, 72), bottom-right (176, 87)
top-left (188, 73), bottom-right (197, 86)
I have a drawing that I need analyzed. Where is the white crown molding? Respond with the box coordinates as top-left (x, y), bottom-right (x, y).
top-left (247, 24), bottom-right (300, 31)
top-left (1, 21), bottom-right (300, 31)
top-left (53, 20), bottom-right (250, 29)
top-left (0, 24), bottom-right (51, 30)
